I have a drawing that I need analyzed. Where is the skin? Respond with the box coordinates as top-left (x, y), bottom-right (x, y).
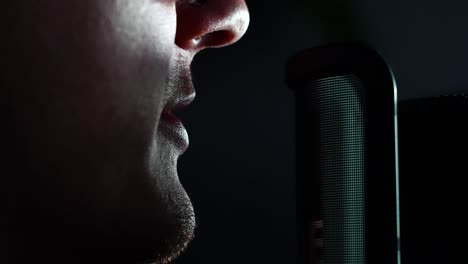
top-left (3, 0), bottom-right (249, 263)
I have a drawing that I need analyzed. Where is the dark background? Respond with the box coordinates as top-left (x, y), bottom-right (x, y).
top-left (175, 1), bottom-right (467, 263)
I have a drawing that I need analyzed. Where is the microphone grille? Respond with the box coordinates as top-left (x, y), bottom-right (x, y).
top-left (306, 74), bottom-right (367, 263)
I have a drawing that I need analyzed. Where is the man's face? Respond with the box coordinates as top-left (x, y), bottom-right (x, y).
top-left (6, 0), bottom-right (249, 263)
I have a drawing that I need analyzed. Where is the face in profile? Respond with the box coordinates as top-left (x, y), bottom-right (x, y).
top-left (4, 1), bottom-right (249, 263)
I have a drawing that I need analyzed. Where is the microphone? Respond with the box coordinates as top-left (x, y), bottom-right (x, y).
top-left (286, 42), bottom-right (400, 264)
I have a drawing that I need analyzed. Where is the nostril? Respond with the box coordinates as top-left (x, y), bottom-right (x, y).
top-left (176, 0), bottom-right (250, 50)
top-left (188, 0), bottom-right (208, 7)
top-left (201, 30), bottom-right (236, 48)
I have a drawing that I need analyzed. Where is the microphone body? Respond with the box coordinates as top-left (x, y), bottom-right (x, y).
top-left (286, 43), bottom-right (400, 264)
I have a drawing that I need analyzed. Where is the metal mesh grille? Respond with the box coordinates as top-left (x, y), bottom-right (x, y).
top-left (308, 75), bottom-right (367, 263)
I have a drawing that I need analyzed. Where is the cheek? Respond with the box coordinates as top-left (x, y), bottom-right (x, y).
top-left (7, 0), bottom-right (181, 213)
top-left (98, 0), bottom-right (177, 119)
top-left (16, 1), bottom-right (178, 170)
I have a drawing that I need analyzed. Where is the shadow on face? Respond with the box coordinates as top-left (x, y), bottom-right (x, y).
top-left (3, 1), bottom-right (249, 263)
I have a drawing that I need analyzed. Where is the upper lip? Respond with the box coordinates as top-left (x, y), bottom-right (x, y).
top-left (163, 92), bottom-right (196, 114)
top-left (162, 52), bottom-right (196, 115)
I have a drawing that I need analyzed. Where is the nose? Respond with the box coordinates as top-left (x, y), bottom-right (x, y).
top-left (175, 0), bottom-right (250, 52)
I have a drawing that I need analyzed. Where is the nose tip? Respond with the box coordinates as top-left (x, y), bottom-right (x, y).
top-left (176, 0), bottom-right (250, 51)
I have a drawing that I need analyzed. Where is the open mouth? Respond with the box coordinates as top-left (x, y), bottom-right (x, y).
top-left (158, 96), bottom-right (194, 154)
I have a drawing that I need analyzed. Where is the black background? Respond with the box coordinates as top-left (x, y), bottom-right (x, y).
top-left (175, 1), bottom-right (467, 263)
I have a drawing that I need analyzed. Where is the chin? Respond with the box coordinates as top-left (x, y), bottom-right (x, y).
top-left (60, 174), bottom-right (195, 264)
top-left (97, 157), bottom-right (196, 264)
top-left (143, 182), bottom-right (196, 264)
top-left (119, 141), bottom-right (196, 264)
top-left (81, 128), bottom-right (196, 264)
top-left (100, 195), bottom-right (195, 264)
top-left (8, 143), bottom-right (196, 264)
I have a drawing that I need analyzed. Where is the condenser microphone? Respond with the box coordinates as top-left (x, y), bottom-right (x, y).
top-left (286, 43), bottom-right (400, 264)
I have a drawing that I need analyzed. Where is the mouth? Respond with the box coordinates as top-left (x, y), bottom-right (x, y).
top-left (159, 94), bottom-right (195, 154)
top-left (160, 51), bottom-right (196, 154)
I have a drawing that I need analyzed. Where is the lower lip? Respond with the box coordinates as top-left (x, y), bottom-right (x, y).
top-left (159, 111), bottom-right (189, 153)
